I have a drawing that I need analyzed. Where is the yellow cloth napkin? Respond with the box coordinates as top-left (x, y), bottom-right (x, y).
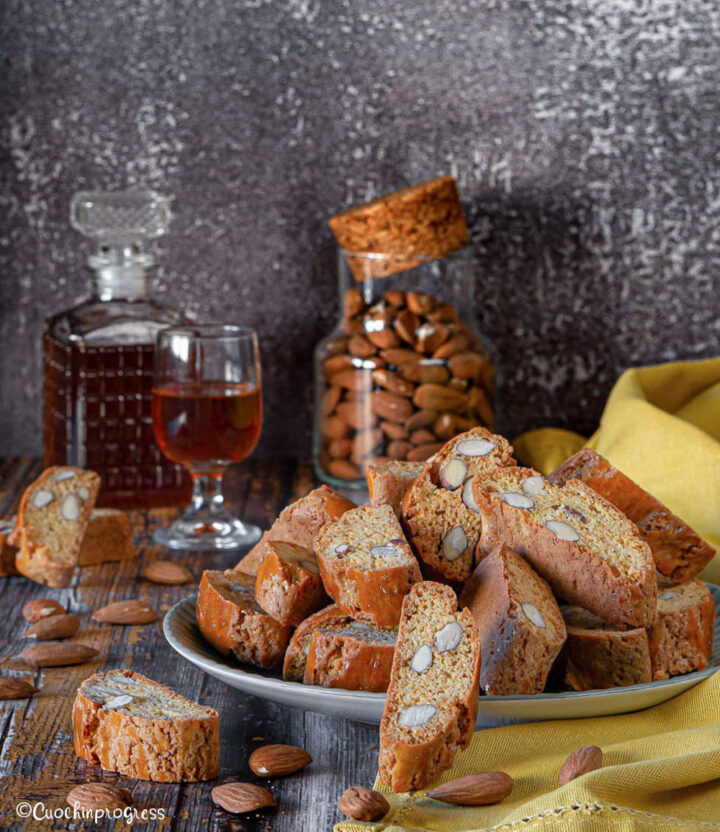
top-left (335, 672), bottom-right (720, 831)
top-left (335, 357), bottom-right (720, 832)
top-left (513, 356), bottom-right (720, 582)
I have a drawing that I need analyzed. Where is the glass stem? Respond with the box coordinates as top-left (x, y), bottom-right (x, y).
top-left (187, 471), bottom-right (225, 518)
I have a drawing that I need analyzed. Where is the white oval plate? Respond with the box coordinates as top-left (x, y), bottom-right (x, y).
top-left (164, 584), bottom-right (720, 727)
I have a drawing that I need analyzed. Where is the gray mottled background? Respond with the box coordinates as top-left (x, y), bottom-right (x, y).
top-left (1, 0), bottom-right (718, 457)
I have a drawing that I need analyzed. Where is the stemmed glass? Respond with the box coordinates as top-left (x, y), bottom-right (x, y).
top-left (151, 324), bottom-right (263, 550)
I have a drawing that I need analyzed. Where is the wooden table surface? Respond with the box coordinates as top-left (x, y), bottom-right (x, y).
top-left (0, 457), bottom-right (377, 832)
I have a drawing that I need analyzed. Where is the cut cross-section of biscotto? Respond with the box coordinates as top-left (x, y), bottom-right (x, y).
top-left (255, 540), bottom-right (329, 627)
top-left (196, 570), bottom-right (292, 670)
top-left (367, 460), bottom-right (424, 516)
top-left (14, 466), bottom-right (100, 587)
top-left (379, 581), bottom-right (481, 793)
top-left (79, 508), bottom-right (135, 566)
top-left (304, 616), bottom-right (397, 692)
top-left (559, 606), bottom-right (652, 691)
top-left (314, 503), bottom-right (421, 627)
top-left (73, 669), bottom-right (219, 782)
top-left (549, 449), bottom-right (715, 583)
top-left (235, 485), bottom-right (356, 575)
top-left (0, 517), bottom-right (18, 576)
top-left (648, 580), bottom-right (715, 681)
top-left (401, 427), bottom-right (515, 583)
top-left (459, 546), bottom-right (566, 695)
top-left (472, 467), bottom-right (657, 629)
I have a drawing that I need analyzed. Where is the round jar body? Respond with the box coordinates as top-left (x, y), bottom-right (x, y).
top-left (313, 246), bottom-right (497, 489)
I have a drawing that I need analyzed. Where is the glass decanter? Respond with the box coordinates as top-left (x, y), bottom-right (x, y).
top-left (43, 190), bottom-right (191, 508)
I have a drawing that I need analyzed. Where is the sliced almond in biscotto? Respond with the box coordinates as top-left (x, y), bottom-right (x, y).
top-left (21, 641), bottom-right (99, 668)
top-left (0, 677), bottom-right (38, 700)
top-left (67, 783), bottom-right (133, 812)
top-left (426, 771), bottom-right (513, 806)
top-left (22, 598), bottom-right (65, 622)
top-left (249, 744), bottom-right (313, 777)
top-left (24, 613), bottom-right (80, 641)
top-left (92, 600), bottom-right (156, 625)
top-left (142, 561), bottom-right (193, 585)
top-left (211, 782), bottom-right (276, 814)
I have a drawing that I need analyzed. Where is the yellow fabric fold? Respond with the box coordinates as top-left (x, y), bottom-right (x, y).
top-left (336, 357), bottom-right (720, 832)
top-left (513, 356), bottom-right (720, 582)
top-left (335, 673), bottom-right (720, 832)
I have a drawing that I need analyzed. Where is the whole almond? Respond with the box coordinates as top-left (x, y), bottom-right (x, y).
top-left (371, 390), bottom-right (414, 422)
top-left (406, 291), bottom-right (436, 315)
top-left (558, 745), bottom-right (603, 786)
top-left (21, 641), bottom-right (99, 668)
top-left (322, 385), bottom-right (342, 416)
top-left (22, 599), bottom-right (65, 623)
top-left (92, 600), bottom-right (156, 625)
top-left (347, 334), bottom-right (377, 359)
top-left (448, 351), bottom-right (491, 382)
top-left (67, 783), bottom-right (133, 812)
top-left (343, 288), bottom-right (365, 318)
top-left (328, 438), bottom-right (352, 458)
top-left (211, 782), bottom-right (276, 814)
top-left (410, 428), bottom-right (435, 445)
top-left (406, 409), bottom-right (437, 431)
top-left (367, 328), bottom-right (401, 350)
top-left (249, 744), bottom-right (313, 777)
top-left (0, 677), bottom-right (38, 699)
top-left (338, 786), bottom-right (389, 821)
top-left (326, 459), bottom-right (358, 480)
top-left (142, 561), bottom-right (193, 585)
top-left (332, 369), bottom-right (374, 392)
top-left (380, 421), bottom-right (408, 440)
top-left (426, 771), bottom-right (513, 806)
top-left (323, 414), bottom-right (351, 439)
top-left (336, 400), bottom-right (376, 431)
top-left (433, 332), bottom-right (470, 359)
top-left (407, 442), bottom-right (443, 461)
top-left (413, 383), bottom-right (467, 412)
top-left (395, 309), bottom-right (420, 344)
top-left (379, 348), bottom-right (422, 366)
top-left (24, 613), bottom-right (80, 641)
top-left (325, 353), bottom-right (354, 376)
top-left (384, 289), bottom-right (406, 307)
top-left (351, 429), bottom-right (382, 463)
top-left (372, 368), bottom-right (415, 397)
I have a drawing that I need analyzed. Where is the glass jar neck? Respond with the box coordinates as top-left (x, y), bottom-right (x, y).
top-left (88, 245), bottom-right (155, 300)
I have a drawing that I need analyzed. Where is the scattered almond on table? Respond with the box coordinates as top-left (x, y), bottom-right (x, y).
top-left (22, 598), bottom-right (64, 622)
top-left (92, 600), bottom-right (156, 625)
top-left (142, 560), bottom-right (193, 585)
top-left (338, 786), bottom-right (389, 821)
top-left (66, 783), bottom-right (133, 812)
top-left (211, 782), bottom-right (276, 814)
top-left (21, 641), bottom-right (99, 668)
top-left (248, 744), bottom-right (312, 777)
top-left (426, 771), bottom-right (514, 806)
top-left (24, 613), bottom-right (80, 641)
top-left (558, 745), bottom-right (603, 786)
top-left (0, 677), bottom-right (38, 700)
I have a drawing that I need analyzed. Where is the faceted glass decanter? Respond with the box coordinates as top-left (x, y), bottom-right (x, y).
top-left (43, 190), bottom-right (191, 508)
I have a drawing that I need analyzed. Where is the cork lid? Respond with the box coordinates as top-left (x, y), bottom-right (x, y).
top-left (329, 176), bottom-right (470, 280)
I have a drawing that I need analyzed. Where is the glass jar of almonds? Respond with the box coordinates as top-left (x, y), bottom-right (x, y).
top-left (313, 246), bottom-right (497, 489)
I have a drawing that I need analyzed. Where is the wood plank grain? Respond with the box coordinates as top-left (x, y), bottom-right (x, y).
top-left (0, 458), bottom-right (375, 832)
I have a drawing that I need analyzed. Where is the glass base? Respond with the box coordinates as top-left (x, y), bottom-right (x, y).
top-left (153, 516), bottom-right (261, 551)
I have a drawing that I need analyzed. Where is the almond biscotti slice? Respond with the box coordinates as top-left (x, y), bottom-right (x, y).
top-left (78, 508), bottom-right (135, 566)
top-left (73, 669), bottom-right (219, 782)
top-left (549, 449), bottom-right (715, 583)
top-left (304, 617), bottom-right (397, 692)
top-left (283, 604), bottom-right (348, 681)
top-left (367, 459), bottom-right (424, 515)
top-left (236, 485), bottom-right (356, 575)
top-left (14, 466), bottom-right (100, 587)
top-left (196, 570), bottom-right (291, 670)
top-left (255, 540), bottom-right (329, 627)
top-left (0, 518), bottom-right (18, 576)
top-left (379, 581), bottom-right (481, 793)
top-left (314, 503), bottom-right (422, 627)
top-left (472, 467), bottom-right (657, 628)
top-left (459, 545), bottom-right (566, 695)
top-left (401, 427), bottom-right (515, 583)
top-left (560, 606), bottom-right (651, 691)
top-left (648, 581), bottom-right (715, 681)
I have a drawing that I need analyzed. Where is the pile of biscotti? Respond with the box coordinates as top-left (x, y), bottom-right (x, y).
top-left (1, 467), bottom-right (135, 587)
top-left (196, 426), bottom-right (715, 698)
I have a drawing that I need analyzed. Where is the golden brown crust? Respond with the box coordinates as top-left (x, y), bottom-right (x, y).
top-left (196, 570), bottom-right (291, 670)
top-left (72, 669), bottom-right (219, 782)
top-left (648, 581), bottom-right (715, 681)
top-left (0, 518), bottom-right (18, 576)
top-left (235, 485), bottom-right (356, 575)
top-left (15, 467), bottom-right (100, 587)
top-left (367, 460), bottom-right (424, 516)
top-left (78, 509), bottom-right (135, 566)
top-left (401, 428), bottom-right (516, 582)
top-left (560, 607), bottom-right (652, 690)
top-left (550, 450), bottom-right (715, 583)
top-left (472, 467), bottom-right (657, 629)
top-left (282, 604), bottom-right (349, 681)
top-left (328, 176), bottom-right (470, 280)
top-left (315, 504), bottom-right (422, 627)
top-left (379, 582), bottom-right (481, 793)
top-left (459, 546), bottom-right (566, 695)
top-left (255, 541), bottom-right (329, 626)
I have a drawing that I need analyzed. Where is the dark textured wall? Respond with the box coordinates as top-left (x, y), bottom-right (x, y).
top-left (1, 0), bottom-right (718, 457)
